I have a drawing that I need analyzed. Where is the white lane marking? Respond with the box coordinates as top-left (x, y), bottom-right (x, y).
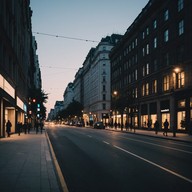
top-left (113, 145), bottom-right (192, 184)
top-left (103, 141), bottom-right (110, 145)
top-left (120, 136), bottom-right (192, 154)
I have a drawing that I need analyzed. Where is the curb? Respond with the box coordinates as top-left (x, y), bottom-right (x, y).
top-left (45, 131), bottom-right (69, 192)
top-left (105, 128), bottom-right (192, 144)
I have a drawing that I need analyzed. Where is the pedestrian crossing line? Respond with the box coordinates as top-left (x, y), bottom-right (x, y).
top-left (113, 145), bottom-right (192, 184)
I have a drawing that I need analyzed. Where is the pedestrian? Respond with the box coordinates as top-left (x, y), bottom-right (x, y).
top-left (35, 121), bottom-right (39, 134)
top-left (163, 119), bottom-right (169, 136)
top-left (6, 120), bottom-right (12, 137)
top-left (114, 121), bottom-right (117, 129)
top-left (23, 122), bottom-right (28, 134)
top-left (28, 123), bottom-right (31, 134)
top-left (147, 119), bottom-right (152, 130)
top-left (154, 120), bottom-right (159, 134)
top-left (17, 122), bottom-right (22, 136)
top-left (125, 121), bottom-right (129, 131)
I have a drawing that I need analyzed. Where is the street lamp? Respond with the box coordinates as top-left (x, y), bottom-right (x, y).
top-left (172, 67), bottom-right (181, 137)
top-left (113, 90), bottom-right (118, 129)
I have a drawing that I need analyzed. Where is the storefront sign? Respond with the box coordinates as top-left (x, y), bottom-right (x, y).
top-left (0, 74), bottom-right (15, 98)
top-left (161, 109), bottom-right (169, 112)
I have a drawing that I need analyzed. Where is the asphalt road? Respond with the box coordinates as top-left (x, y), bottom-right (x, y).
top-left (46, 125), bottom-right (192, 192)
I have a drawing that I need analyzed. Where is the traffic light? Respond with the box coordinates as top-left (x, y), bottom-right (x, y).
top-left (37, 103), bottom-right (40, 118)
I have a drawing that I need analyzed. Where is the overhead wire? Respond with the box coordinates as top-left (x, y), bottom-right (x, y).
top-left (33, 31), bottom-right (99, 43)
top-left (40, 65), bottom-right (78, 70)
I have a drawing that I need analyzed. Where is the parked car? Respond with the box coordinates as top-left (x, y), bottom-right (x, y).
top-left (94, 122), bottom-right (105, 129)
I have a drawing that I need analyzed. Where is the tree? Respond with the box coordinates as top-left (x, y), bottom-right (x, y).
top-left (28, 88), bottom-right (48, 119)
top-left (56, 100), bottom-right (83, 120)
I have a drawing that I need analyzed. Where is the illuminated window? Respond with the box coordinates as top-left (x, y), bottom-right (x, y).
top-left (152, 80), bottom-right (157, 94)
top-left (177, 111), bottom-right (186, 130)
top-left (163, 75), bottom-right (169, 91)
top-left (142, 84), bottom-right (145, 96)
top-left (178, 71), bottom-right (185, 88)
top-left (178, 99), bottom-right (185, 108)
top-left (146, 83), bottom-right (149, 95)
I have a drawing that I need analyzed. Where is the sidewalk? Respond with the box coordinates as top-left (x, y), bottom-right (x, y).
top-left (0, 130), bottom-right (62, 192)
top-left (106, 127), bottom-right (192, 143)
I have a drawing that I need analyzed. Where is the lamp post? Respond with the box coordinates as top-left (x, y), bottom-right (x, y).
top-left (113, 91), bottom-right (118, 129)
top-left (172, 67), bottom-right (181, 137)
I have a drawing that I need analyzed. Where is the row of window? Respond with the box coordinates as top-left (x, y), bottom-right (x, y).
top-left (121, 71), bottom-right (185, 101)
top-left (140, 71), bottom-right (185, 98)
top-left (121, 0), bottom-right (184, 58)
top-left (115, 21), bottom-right (185, 71)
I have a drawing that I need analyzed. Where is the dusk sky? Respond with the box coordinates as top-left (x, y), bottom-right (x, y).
top-left (30, 0), bottom-right (149, 115)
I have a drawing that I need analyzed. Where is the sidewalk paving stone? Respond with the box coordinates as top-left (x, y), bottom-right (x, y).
top-left (0, 131), bottom-right (61, 192)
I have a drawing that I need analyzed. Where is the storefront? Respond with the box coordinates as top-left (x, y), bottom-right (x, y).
top-left (160, 100), bottom-right (170, 129)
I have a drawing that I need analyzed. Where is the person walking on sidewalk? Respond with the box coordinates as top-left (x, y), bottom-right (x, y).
top-left (163, 119), bottom-right (169, 136)
top-left (6, 120), bottom-right (12, 137)
top-left (23, 122), bottom-right (28, 134)
top-left (17, 122), bottom-right (22, 136)
top-left (154, 120), bottom-right (159, 134)
top-left (35, 121), bottom-right (39, 134)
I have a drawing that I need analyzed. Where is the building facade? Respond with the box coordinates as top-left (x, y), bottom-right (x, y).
top-left (110, 0), bottom-right (192, 133)
top-left (0, 0), bottom-right (41, 137)
top-left (73, 35), bottom-right (122, 125)
top-left (63, 82), bottom-right (74, 109)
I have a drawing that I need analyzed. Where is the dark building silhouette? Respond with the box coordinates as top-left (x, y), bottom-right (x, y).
top-left (110, 0), bottom-right (192, 133)
top-left (0, 0), bottom-right (41, 137)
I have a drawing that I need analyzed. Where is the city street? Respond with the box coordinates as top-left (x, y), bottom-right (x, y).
top-left (46, 125), bottom-right (192, 192)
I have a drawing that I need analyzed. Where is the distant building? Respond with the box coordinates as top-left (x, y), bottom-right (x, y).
top-left (54, 101), bottom-right (64, 118)
top-left (73, 34), bottom-right (122, 125)
top-left (47, 109), bottom-right (55, 120)
top-left (63, 82), bottom-right (74, 109)
top-left (110, 0), bottom-right (192, 132)
top-left (32, 36), bottom-right (42, 89)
